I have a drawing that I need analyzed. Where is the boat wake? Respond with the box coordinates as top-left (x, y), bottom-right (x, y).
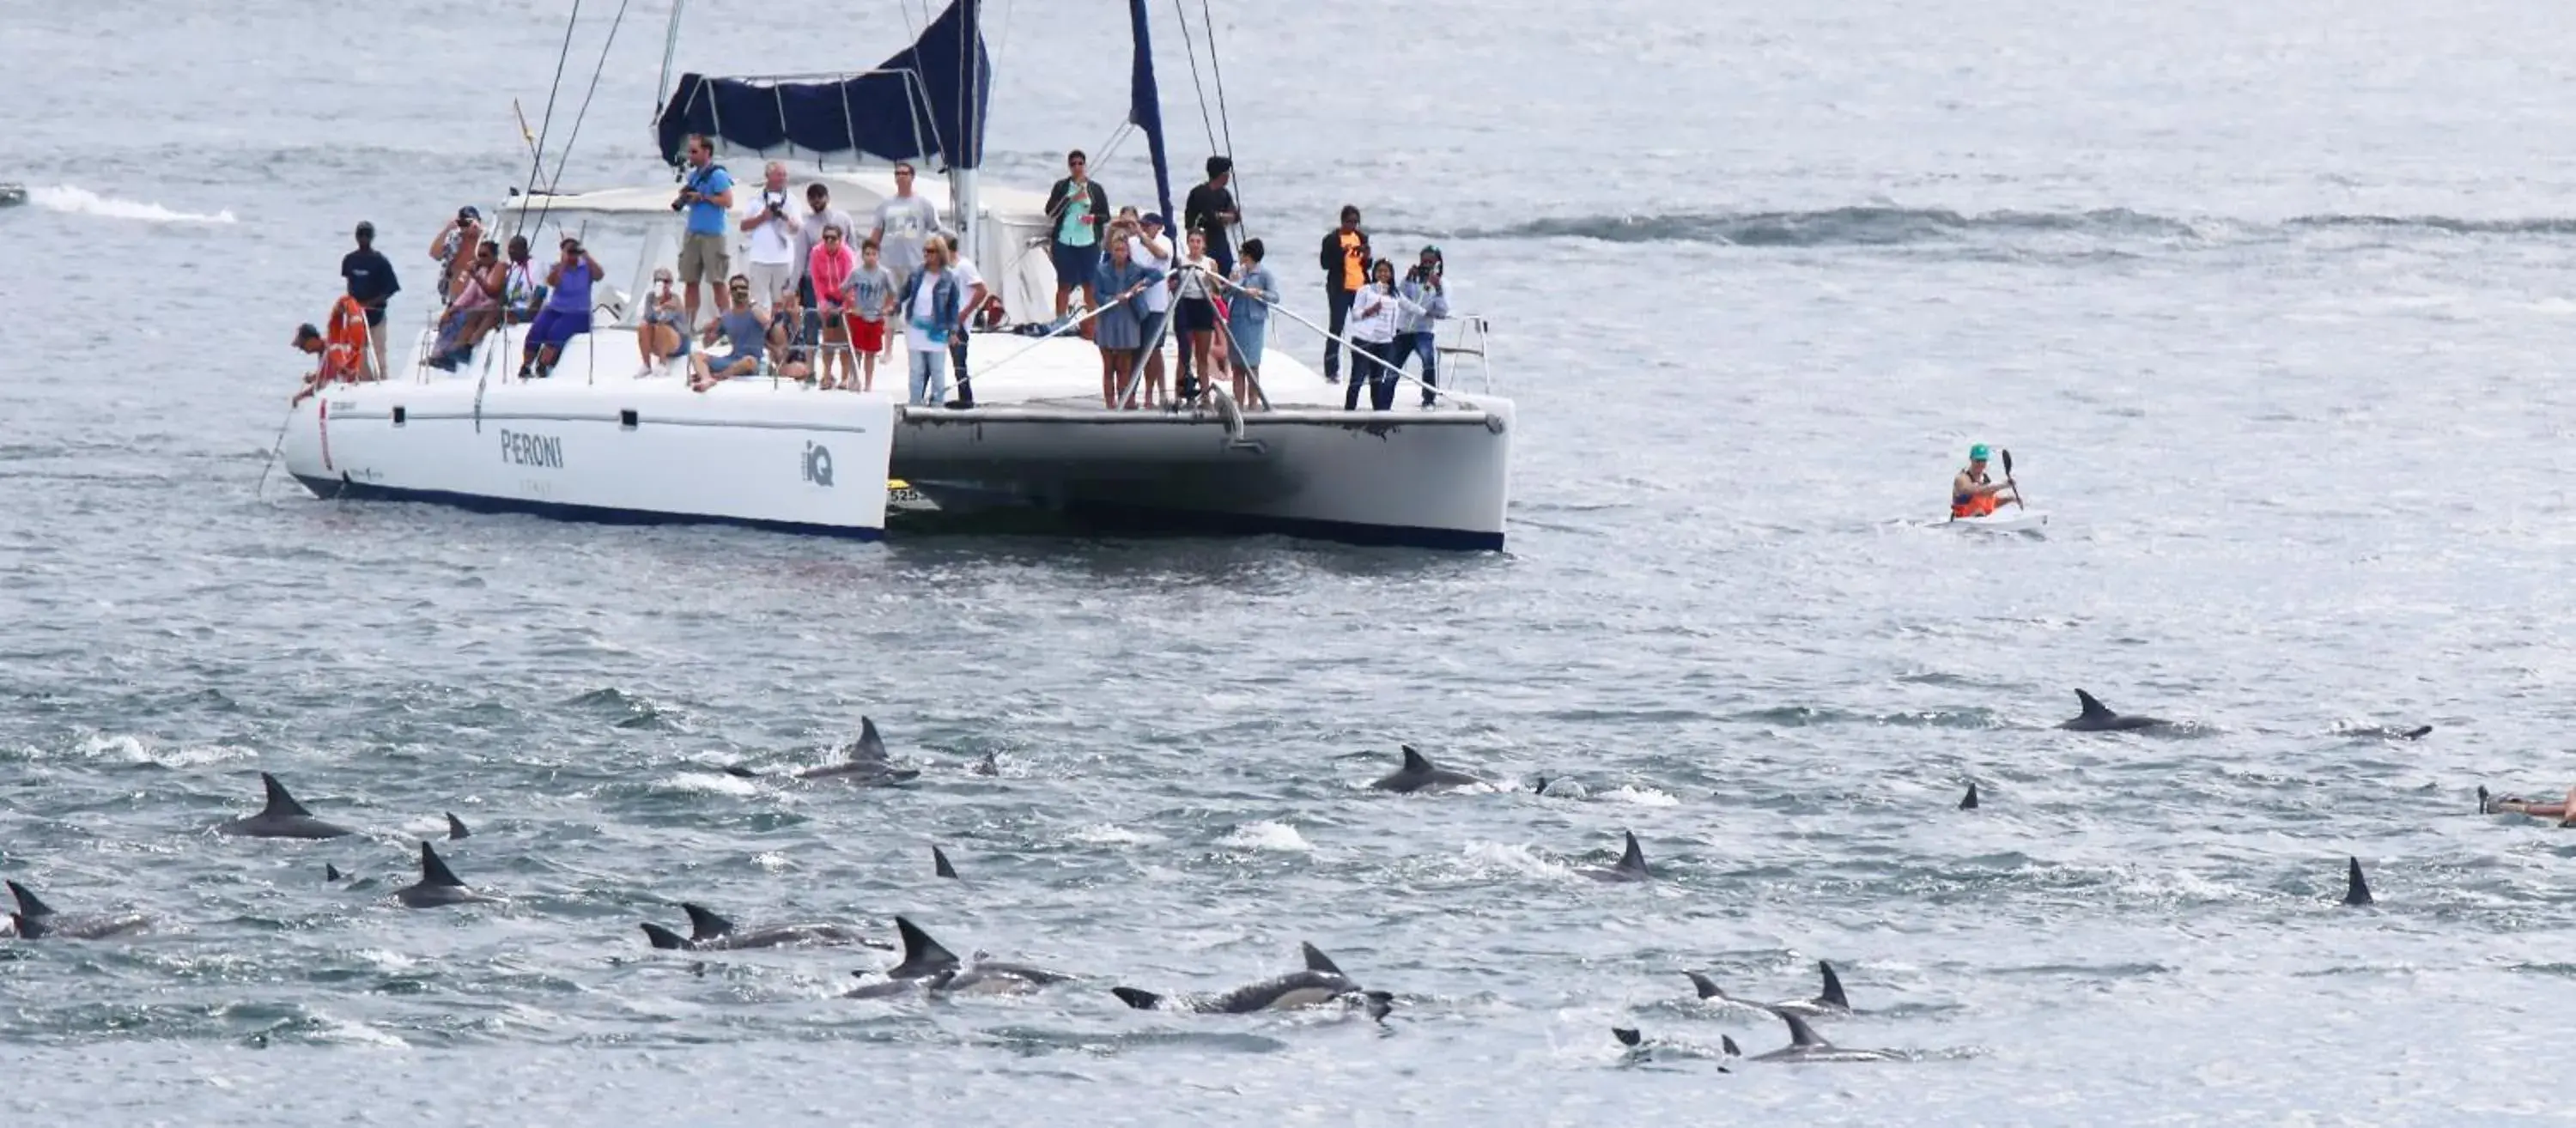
top-left (1445, 207), bottom-right (2576, 249)
top-left (23, 185), bottom-right (237, 225)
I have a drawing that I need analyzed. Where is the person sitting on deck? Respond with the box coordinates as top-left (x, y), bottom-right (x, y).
top-left (689, 276), bottom-right (771, 391)
top-left (766, 284), bottom-right (816, 383)
top-left (634, 268), bottom-right (690, 378)
top-left (519, 236), bottom-right (604, 379)
top-left (426, 240), bottom-right (504, 371)
top-left (501, 235), bottom-right (544, 324)
top-left (1950, 444), bottom-right (2019, 518)
top-left (289, 296), bottom-right (373, 405)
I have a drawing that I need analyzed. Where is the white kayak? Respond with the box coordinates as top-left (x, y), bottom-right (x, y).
top-left (1947, 510), bottom-right (2048, 533)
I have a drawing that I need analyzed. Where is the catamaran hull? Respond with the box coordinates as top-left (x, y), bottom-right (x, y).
top-left (279, 373), bottom-right (896, 538)
top-left (889, 401), bottom-right (1516, 551)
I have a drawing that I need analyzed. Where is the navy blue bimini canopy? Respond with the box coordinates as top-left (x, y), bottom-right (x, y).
top-left (654, 0), bottom-right (989, 169)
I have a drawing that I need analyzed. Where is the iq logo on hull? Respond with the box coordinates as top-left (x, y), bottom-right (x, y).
top-left (802, 441), bottom-right (835, 487)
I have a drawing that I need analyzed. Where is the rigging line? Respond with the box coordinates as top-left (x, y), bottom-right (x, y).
top-left (1199, 0), bottom-right (1239, 229)
top-left (514, 0), bottom-right (587, 245)
top-left (1170, 0), bottom-right (1220, 156)
top-left (537, 0), bottom-right (637, 236)
top-left (1170, 0), bottom-right (1220, 155)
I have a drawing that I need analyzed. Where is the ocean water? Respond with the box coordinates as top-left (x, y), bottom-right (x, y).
top-left (9, 0), bottom-right (2576, 1122)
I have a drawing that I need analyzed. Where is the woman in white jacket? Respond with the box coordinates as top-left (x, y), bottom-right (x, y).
top-left (1342, 258), bottom-right (1423, 412)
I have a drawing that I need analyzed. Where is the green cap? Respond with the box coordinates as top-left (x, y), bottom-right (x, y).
top-left (1968, 444), bottom-right (1991, 461)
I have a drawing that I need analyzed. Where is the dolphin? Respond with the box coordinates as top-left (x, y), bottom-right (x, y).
top-left (1368, 745), bottom-right (1483, 793)
top-left (325, 864), bottom-right (344, 882)
top-left (2342, 857), bottom-right (2372, 907)
top-left (1576, 831), bottom-right (1652, 882)
top-left (393, 842), bottom-right (499, 908)
top-left (216, 773), bottom-right (355, 840)
top-left (847, 917), bottom-right (1066, 998)
top-left (933, 846), bottom-right (958, 880)
top-left (6, 881), bottom-right (150, 940)
top-left (969, 752), bottom-right (998, 777)
top-left (797, 718), bottom-right (921, 785)
top-left (1530, 774), bottom-right (1589, 799)
top-left (641, 902), bottom-right (888, 952)
top-left (2342, 724), bottom-right (2433, 742)
top-left (1111, 943), bottom-right (1393, 1020)
top-left (1749, 1010), bottom-right (1905, 1064)
top-left (1959, 782), bottom-right (1980, 810)
top-left (1684, 960), bottom-right (1851, 1016)
top-left (2058, 689), bottom-right (2168, 732)
top-left (445, 813), bottom-right (471, 840)
top-left (1612, 1026), bottom-right (1741, 1066)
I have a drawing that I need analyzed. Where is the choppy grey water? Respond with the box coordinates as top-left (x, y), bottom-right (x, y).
top-left (9, 0), bottom-right (2576, 1122)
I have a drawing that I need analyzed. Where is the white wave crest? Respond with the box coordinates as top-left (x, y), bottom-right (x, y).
top-left (1218, 821), bottom-right (1313, 852)
top-left (1067, 823), bottom-right (1163, 846)
top-left (72, 732), bottom-right (255, 767)
top-left (1459, 840), bottom-right (1571, 878)
top-left (28, 185), bottom-right (236, 224)
top-left (1594, 784), bottom-right (1680, 807)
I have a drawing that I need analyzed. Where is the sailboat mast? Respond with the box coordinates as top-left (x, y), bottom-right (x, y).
top-left (951, 0), bottom-right (982, 264)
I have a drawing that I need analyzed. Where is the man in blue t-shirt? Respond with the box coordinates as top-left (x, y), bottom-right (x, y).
top-left (672, 134), bottom-right (736, 332)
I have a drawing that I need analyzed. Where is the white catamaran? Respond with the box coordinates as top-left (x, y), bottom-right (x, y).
top-left (277, 0), bottom-right (1514, 549)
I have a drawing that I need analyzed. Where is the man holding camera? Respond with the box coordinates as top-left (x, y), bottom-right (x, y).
top-left (738, 161), bottom-right (799, 316)
top-left (671, 134), bottom-right (735, 331)
top-left (1394, 246), bottom-right (1451, 409)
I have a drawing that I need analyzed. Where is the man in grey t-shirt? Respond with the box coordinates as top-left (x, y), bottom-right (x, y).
top-left (868, 161), bottom-right (942, 294)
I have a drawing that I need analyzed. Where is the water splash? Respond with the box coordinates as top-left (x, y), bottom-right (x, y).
top-left (26, 185), bottom-right (236, 224)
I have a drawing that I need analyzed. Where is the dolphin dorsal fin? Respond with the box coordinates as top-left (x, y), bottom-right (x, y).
top-left (682, 903), bottom-right (733, 941)
top-left (417, 842), bottom-right (466, 888)
top-left (1684, 971), bottom-right (1727, 1000)
top-left (1302, 943), bottom-right (1346, 976)
top-left (1780, 1010), bottom-right (1831, 1048)
top-left (1615, 832), bottom-right (1650, 878)
top-left (933, 846), bottom-right (957, 879)
top-left (1959, 782), bottom-right (1980, 810)
top-left (325, 864), bottom-right (343, 882)
top-left (849, 717), bottom-right (887, 761)
top-left (891, 916), bottom-right (960, 978)
top-left (260, 773), bottom-right (313, 818)
top-left (7, 880), bottom-right (53, 918)
top-left (2075, 689), bottom-right (2114, 719)
top-left (2343, 857), bottom-right (2373, 907)
top-left (1111, 986), bottom-right (1164, 1010)
top-left (1612, 1027), bottom-right (1642, 1047)
top-left (446, 812), bottom-right (471, 840)
top-left (1722, 1034), bottom-right (1742, 1057)
top-left (641, 922), bottom-right (690, 949)
top-left (1816, 961), bottom-right (1850, 1010)
top-left (1399, 744), bottom-right (1433, 775)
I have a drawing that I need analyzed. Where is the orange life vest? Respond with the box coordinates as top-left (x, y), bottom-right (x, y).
top-left (323, 295), bottom-right (369, 382)
top-left (1950, 470), bottom-right (1997, 519)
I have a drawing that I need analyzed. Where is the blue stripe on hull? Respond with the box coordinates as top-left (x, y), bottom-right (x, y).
top-left (293, 476), bottom-right (1502, 552)
top-left (1047, 499), bottom-right (1506, 552)
top-left (291, 475), bottom-right (887, 542)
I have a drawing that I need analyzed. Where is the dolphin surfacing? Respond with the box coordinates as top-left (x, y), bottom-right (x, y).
top-left (641, 902), bottom-right (887, 952)
top-left (1112, 942), bottom-right (1391, 1019)
top-left (6, 880), bottom-right (150, 940)
top-left (1750, 1010), bottom-right (1904, 1064)
top-left (795, 718), bottom-right (921, 785)
top-left (1685, 961), bottom-right (1852, 1016)
top-left (1577, 832), bottom-right (1653, 882)
top-left (848, 917), bottom-right (1065, 998)
top-left (216, 773), bottom-right (355, 840)
top-left (1368, 745), bottom-right (1484, 794)
top-left (2059, 689), bottom-right (2168, 732)
top-left (394, 841), bottom-right (499, 908)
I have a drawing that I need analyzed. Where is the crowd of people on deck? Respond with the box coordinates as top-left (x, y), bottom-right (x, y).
top-left (295, 135), bottom-right (1457, 414)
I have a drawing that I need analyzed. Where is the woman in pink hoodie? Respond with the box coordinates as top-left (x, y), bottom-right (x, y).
top-left (807, 225), bottom-right (860, 390)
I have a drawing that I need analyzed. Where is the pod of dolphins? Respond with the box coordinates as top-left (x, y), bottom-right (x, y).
top-left (0, 694), bottom-right (2477, 1063)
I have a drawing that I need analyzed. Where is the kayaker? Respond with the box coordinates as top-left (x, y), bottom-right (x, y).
top-left (1950, 444), bottom-right (2019, 518)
